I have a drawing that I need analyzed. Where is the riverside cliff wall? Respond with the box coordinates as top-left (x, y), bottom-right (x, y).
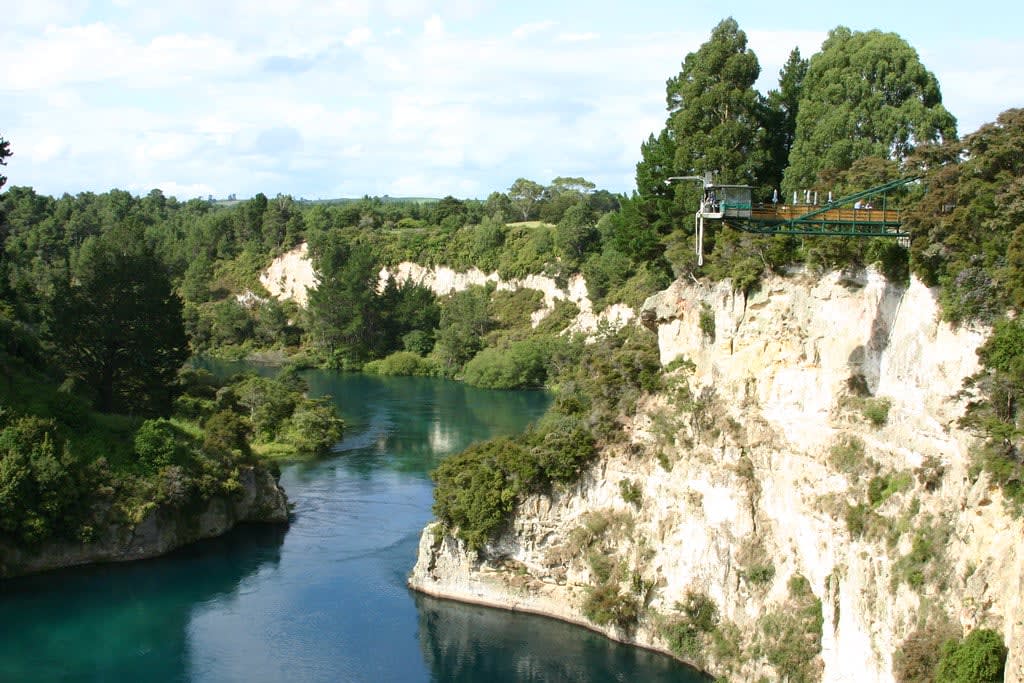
top-left (260, 243), bottom-right (636, 335)
top-left (409, 269), bottom-right (1023, 682)
top-left (0, 465), bottom-right (288, 578)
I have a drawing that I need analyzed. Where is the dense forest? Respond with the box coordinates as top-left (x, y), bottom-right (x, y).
top-left (1, 20), bottom-right (1023, 664)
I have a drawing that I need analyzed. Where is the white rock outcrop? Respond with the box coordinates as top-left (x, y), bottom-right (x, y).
top-left (409, 269), bottom-right (1024, 682)
top-left (260, 242), bottom-right (318, 307)
top-left (260, 243), bottom-right (635, 335)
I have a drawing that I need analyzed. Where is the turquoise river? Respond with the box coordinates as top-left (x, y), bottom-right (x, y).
top-left (0, 371), bottom-right (705, 682)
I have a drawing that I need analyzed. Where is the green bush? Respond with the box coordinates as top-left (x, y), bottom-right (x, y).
top-left (619, 479), bottom-right (643, 507)
top-left (862, 397), bottom-right (892, 426)
top-left (895, 619), bottom-right (959, 683)
top-left (531, 414), bottom-right (596, 482)
top-left (935, 628), bottom-right (1007, 683)
top-left (281, 399), bottom-right (344, 455)
top-left (431, 438), bottom-right (538, 550)
top-left (134, 419), bottom-right (183, 471)
top-left (662, 591), bottom-right (720, 661)
top-left (829, 435), bottom-right (866, 475)
top-left (868, 471), bottom-right (913, 507)
top-left (363, 350), bottom-right (439, 377)
top-left (462, 339), bottom-right (549, 389)
top-left (754, 574), bottom-right (823, 683)
top-left (699, 303), bottom-right (715, 340)
top-left (582, 581), bottom-right (641, 629)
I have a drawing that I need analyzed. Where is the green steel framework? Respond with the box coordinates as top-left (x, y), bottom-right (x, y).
top-left (720, 176), bottom-right (918, 238)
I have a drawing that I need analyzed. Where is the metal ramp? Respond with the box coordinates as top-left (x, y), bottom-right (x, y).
top-left (668, 174), bottom-right (917, 265)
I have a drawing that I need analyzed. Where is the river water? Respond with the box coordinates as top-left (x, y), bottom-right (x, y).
top-left (0, 372), bottom-right (704, 682)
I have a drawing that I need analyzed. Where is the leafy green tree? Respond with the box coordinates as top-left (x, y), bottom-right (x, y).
top-left (554, 201), bottom-right (599, 268)
top-left (305, 234), bottom-right (381, 367)
top-left (764, 48), bottom-right (808, 191)
top-left (508, 178), bottom-right (545, 221)
top-left (432, 286), bottom-right (493, 375)
top-left (906, 109), bottom-right (1024, 321)
top-left (0, 134), bottom-right (11, 191)
top-left (47, 222), bottom-right (188, 414)
top-left (665, 17), bottom-right (770, 189)
top-left (784, 27), bottom-right (957, 193)
top-left (540, 177), bottom-right (596, 224)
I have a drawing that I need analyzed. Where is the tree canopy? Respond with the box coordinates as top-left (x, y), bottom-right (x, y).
top-left (0, 135), bottom-right (10, 191)
top-left (784, 27), bottom-right (957, 193)
top-left (665, 17), bottom-right (769, 189)
top-left (46, 221), bottom-right (188, 414)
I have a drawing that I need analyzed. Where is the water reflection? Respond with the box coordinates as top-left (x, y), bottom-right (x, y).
top-left (415, 594), bottom-right (707, 683)
top-left (0, 524), bottom-right (286, 682)
top-left (1, 370), bottom-right (702, 682)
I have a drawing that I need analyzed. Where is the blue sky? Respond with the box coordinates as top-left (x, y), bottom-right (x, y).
top-left (3, 0), bottom-right (1022, 200)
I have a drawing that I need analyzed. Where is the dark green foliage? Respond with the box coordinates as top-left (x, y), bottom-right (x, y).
top-left (935, 629), bottom-right (1007, 683)
top-left (763, 48), bottom-right (808, 191)
top-left (699, 303), bottom-right (715, 340)
top-left (431, 329), bottom-right (660, 548)
top-left (961, 317), bottom-right (1024, 509)
top-left (47, 223), bottom-right (188, 414)
top-left (784, 27), bottom-right (956, 193)
top-left (582, 581), bottom-right (641, 630)
top-left (895, 618), bottom-right (960, 683)
top-left (462, 339), bottom-right (550, 389)
top-left (754, 574), bottom-right (824, 683)
top-left (554, 202), bottom-right (599, 268)
top-left (305, 236), bottom-right (381, 368)
top-left (213, 371), bottom-right (344, 457)
top-left (134, 418), bottom-right (183, 471)
top-left (0, 416), bottom-right (99, 546)
top-left (0, 134), bottom-right (10, 191)
top-left (363, 351), bottom-right (439, 377)
top-left (279, 399), bottom-right (344, 456)
top-left (431, 438), bottom-right (537, 550)
top-left (432, 286), bottom-right (493, 376)
top-left (666, 18), bottom-right (770, 190)
top-left (619, 479), bottom-right (643, 507)
top-left (662, 591), bottom-right (720, 660)
top-left (202, 410), bottom-right (252, 460)
top-left (530, 414), bottom-right (596, 482)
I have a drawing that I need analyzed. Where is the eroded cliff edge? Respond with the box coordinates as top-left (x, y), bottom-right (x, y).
top-left (409, 269), bottom-right (1023, 682)
top-left (0, 465), bottom-right (288, 578)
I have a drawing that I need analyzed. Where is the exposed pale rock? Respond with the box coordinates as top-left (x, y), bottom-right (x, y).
top-left (260, 242), bottom-right (635, 334)
top-left (260, 242), bottom-right (318, 306)
top-left (410, 269), bottom-right (1024, 682)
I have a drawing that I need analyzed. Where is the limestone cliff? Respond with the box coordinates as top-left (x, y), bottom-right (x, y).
top-left (0, 465), bottom-right (288, 578)
top-left (261, 243), bottom-right (636, 335)
top-left (409, 269), bottom-right (1023, 682)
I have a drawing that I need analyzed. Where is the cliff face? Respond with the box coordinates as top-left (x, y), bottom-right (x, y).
top-left (260, 243), bottom-right (636, 335)
top-left (409, 269), bottom-right (1024, 682)
top-left (1, 465), bottom-right (288, 578)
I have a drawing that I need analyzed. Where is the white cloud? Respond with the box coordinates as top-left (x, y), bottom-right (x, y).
top-left (423, 14), bottom-right (445, 40)
top-left (344, 27), bottom-right (374, 48)
top-left (512, 21), bottom-right (557, 40)
top-left (557, 32), bottom-right (599, 42)
top-left (4, 2), bottom-right (1021, 200)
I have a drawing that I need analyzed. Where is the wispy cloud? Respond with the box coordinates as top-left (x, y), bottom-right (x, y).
top-left (1, 2), bottom-right (1019, 200)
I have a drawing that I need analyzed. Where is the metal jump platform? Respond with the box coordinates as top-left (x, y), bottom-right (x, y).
top-left (667, 173), bottom-right (916, 265)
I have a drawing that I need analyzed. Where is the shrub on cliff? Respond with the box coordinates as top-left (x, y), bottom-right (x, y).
top-left (431, 438), bottom-right (538, 550)
top-left (935, 628), bottom-right (1007, 683)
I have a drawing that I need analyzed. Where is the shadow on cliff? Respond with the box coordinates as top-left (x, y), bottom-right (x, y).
top-left (846, 274), bottom-right (908, 393)
top-left (413, 592), bottom-right (710, 683)
top-left (0, 522), bottom-right (286, 682)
